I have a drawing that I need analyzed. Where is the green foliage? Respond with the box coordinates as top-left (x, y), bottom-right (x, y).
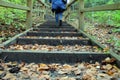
top-left (0, 8), bottom-right (13, 25)
top-left (5, 0), bottom-right (26, 5)
top-left (0, 0), bottom-right (26, 28)
top-left (84, 0), bottom-right (120, 28)
top-left (112, 29), bottom-right (120, 33)
top-left (109, 37), bottom-right (120, 50)
top-left (72, 0), bottom-right (120, 28)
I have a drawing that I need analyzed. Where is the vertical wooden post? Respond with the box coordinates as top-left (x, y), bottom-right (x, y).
top-left (38, 4), bottom-right (41, 16)
top-left (63, 11), bottom-right (67, 21)
top-left (68, 7), bottom-right (71, 21)
top-left (43, 6), bottom-right (45, 21)
top-left (40, 5), bottom-right (42, 19)
top-left (41, 5), bottom-right (45, 21)
top-left (26, 0), bottom-right (33, 29)
top-left (78, 0), bottom-right (84, 31)
top-left (37, 3), bottom-right (39, 16)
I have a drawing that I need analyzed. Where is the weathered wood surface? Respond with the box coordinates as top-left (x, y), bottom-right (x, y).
top-left (33, 9), bottom-right (44, 12)
top-left (83, 3), bottom-right (120, 12)
top-left (37, 0), bottom-right (50, 8)
top-left (78, 0), bottom-right (84, 31)
top-left (26, 0), bottom-right (33, 29)
top-left (0, 0), bottom-right (30, 11)
top-left (67, 0), bottom-right (78, 10)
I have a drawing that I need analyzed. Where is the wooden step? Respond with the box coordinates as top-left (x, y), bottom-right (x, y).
top-left (17, 38), bottom-right (90, 45)
top-left (32, 28), bottom-right (78, 32)
top-left (27, 31), bottom-right (83, 37)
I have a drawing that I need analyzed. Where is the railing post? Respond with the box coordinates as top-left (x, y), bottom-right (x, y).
top-left (38, 6), bottom-right (40, 16)
top-left (42, 5), bottom-right (45, 21)
top-left (26, 0), bottom-right (33, 29)
top-left (44, 6), bottom-right (45, 21)
top-left (68, 7), bottom-right (71, 21)
top-left (78, 0), bottom-right (84, 31)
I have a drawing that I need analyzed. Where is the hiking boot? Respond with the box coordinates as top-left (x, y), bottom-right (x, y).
top-left (59, 20), bottom-right (62, 26)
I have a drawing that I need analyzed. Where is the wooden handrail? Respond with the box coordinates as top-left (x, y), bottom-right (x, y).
top-left (0, 0), bottom-right (33, 29)
top-left (1, 0), bottom-right (120, 30)
top-left (37, 0), bottom-right (50, 8)
top-left (37, 0), bottom-right (44, 6)
top-left (64, 11), bottom-right (70, 20)
top-left (65, 1), bottom-right (120, 31)
top-left (67, 0), bottom-right (78, 10)
top-left (64, 0), bottom-right (77, 21)
top-left (33, 9), bottom-right (44, 12)
top-left (26, 0), bottom-right (33, 29)
top-left (83, 3), bottom-right (120, 12)
top-left (0, 0), bottom-right (30, 11)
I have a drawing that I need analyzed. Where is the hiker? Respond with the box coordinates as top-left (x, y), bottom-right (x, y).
top-left (49, 0), bottom-right (67, 26)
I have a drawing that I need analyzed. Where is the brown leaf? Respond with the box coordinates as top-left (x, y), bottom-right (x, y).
top-left (103, 47), bottom-right (109, 52)
top-left (20, 67), bottom-right (28, 72)
top-left (19, 62), bottom-right (25, 68)
top-left (74, 69), bottom-right (81, 75)
top-left (63, 64), bottom-right (72, 69)
top-left (38, 63), bottom-right (49, 71)
top-left (38, 75), bottom-right (50, 79)
top-left (106, 64), bottom-right (113, 70)
top-left (106, 70), bottom-right (114, 76)
top-left (82, 74), bottom-right (96, 80)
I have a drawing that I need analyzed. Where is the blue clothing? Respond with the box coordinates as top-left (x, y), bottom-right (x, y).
top-left (51, 0), bottom-right (66, 10)
top-left (49, 0), bottom-right (67, 26)
top-left (55, 12), bottom-right (63, 23)
top-left (49, 0), bottom-right (67, 9)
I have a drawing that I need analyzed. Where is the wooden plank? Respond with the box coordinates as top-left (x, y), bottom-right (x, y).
top-left (1, 51), bottom-right (110, 64)
top-left (33, 9), bottom-right (44, 12)
top-left (0, 29), bottom-right (32, 47)
top-left (78, 0), bottom-right (84, 31)
top-left (83, 3), bottom-right (120, 12)
top-left (26, 0), bottom-right (33, 29)
top-left (67, 0), bottom-right (77, 10)
top-left (42, 6), bottom-right (45, 20)
top-left (64, 7), bottom-right (70, 21)
top-left (0, 0), bottom-right (30, 11)
top-left (37, 0), bottom-right (44, 6)
top-left (68, 7), bottom-right (71, 21)
top-left (2, 50), bottom-right (104, 54)
top-left (65, 12), bottom-right (70, 20)
top-left (37, 0), bottom-right (50, 8)
top-left (110, 50), bottom-right (120, 62)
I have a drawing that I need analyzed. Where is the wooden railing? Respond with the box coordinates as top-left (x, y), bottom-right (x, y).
top-left (64, 0), bottom-right (77, 21)
top-left (1, 0), bottom-right (120, 30)
top-left (63, 0), bottom-right (120, 61)
top-left (0, 0), bottom-right (33, 29)
top-left (64, 0), bottom-right (120, 31)
top-left (37, 0), bottom-right (51, 20)
top-left (0, 0), bottom-right (50, 29)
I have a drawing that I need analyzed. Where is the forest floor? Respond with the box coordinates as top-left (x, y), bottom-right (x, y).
top-left (0, 17), bottom-right (43, 44)
top-left (0, 24), bottom-right (25, 44)
top-left (85, 23), bottom-right (120, 54)
top-left (70, 19), bottom-right (120, 55)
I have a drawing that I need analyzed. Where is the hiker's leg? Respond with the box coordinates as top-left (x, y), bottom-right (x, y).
top-left (58, 12), bottom-right (63, 26)
top-left (59, 12), bottom-right (63, 20)
top-left (55, 13), bottom-right (59, 25)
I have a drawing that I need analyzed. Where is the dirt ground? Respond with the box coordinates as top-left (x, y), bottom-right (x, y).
top-left (69, 19), bottom-right (120, 55)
